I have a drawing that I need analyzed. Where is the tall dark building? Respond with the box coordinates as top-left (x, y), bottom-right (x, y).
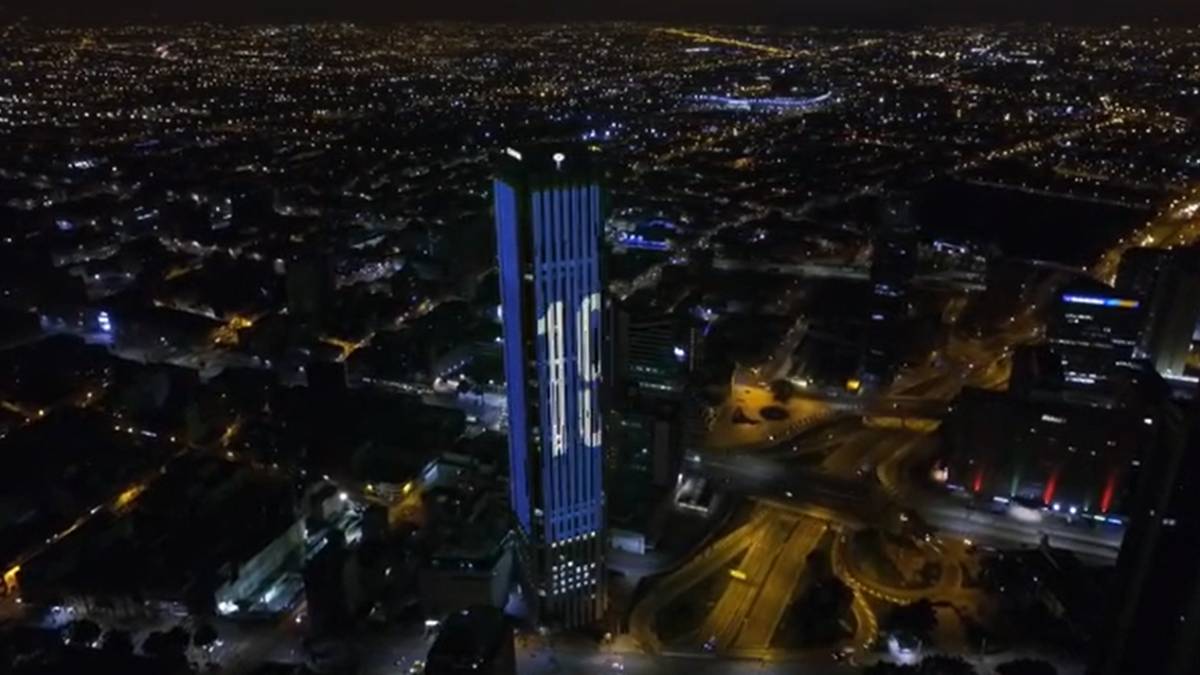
top-left (1140, 262), bottom-right (1200, 377)
top-left (611, 295), bottom-right (698, 400)
top-left (1114, 247), bottom-right (1200, 379)
top-left (1091, 397), bottom-right (1200, 675)
top-left (286, 252), bottom-right (335, 332)
top-left (493, 146), bottom-right (607, 627)
top-left (607, 296), bottom-right (697, 524)
top-left (426, 606), bottom-right (516, 675)
top-left (301, 530), bottom-right (353, 636)
top-left (862, 231), bottom-right (918, 385)
top-left (1115, 247), bottom-right (1172, 299)
top-left (306, 360), bottom-right (348, 393)
top-left (1008, 344), bottom-right (1063, 398)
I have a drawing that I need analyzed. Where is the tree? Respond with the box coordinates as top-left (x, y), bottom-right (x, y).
top-left (995, 659), bottom-right (1058, 675)
top-left (864, 664), bottom-right (912, 674)
top-left (142, 629), bottom-right (188, 662)
top-left (164, 626), bottom-right (191, 655)
top-left (918, 655), bottom-right (976, 674)
top-left (192, 623), bottom-right (218, 650)
top-left (141, 631), bottom-right (168, 658)
top-left (101, 630), bottom-right (134, 654)
top-left (885, 599), bottom-right (939, 639)
top-left (769, 379), bottom-right (796, 403)
top-left (806, 549), bottom-right (833, 581)
top-left (66, 619), bottom-right (102, 647)
top-left (789, 576), bottom-right (853, 645)
top-left (963, 616), bottom-right (992, 653)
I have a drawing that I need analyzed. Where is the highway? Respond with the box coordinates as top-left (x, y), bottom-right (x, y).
top-left (712, 256), bottom-right (985, 291)
top-left (832, 533), bottom-right (973, 606)
top-left (1092, 183), bottom-right (1200, 283)
top-left (918, 501), bottom-right (1123, 562)
top-left (633, 256), bottom-right (1123, 667)
top-left (699, 414), bottom-right (1124, 563)
top-left (700, 511), bottom-right (796, 649)
top-left (628, 507), bottom-right (772, 654)
top-left (620, 136), bottom-right (1193, 675)
top-left (830, 528), bottom-right (880, 647)
top-left (622, 110), bottom-right (1198, 669)
top-left (822, 424), bottom-right (925, 477)
top-left (690, 259), bottom-right (1123, 571)
top-left (733, 518), bottom-right (828, 650)
top-left (697, 452), bottom-right (882, 527)
top-left (630, 504), bottom-right (841, 657)
top-left (655, 27), bottom-right (802, 57)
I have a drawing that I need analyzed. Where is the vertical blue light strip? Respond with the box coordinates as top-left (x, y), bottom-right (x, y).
top-left (518, 181), bottom-right (605, 545)
top-left (495, 179), bottom-right (531, 533)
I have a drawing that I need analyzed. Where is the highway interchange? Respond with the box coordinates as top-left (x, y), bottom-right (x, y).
top-left (625, 208), bottom-right (1198, 664)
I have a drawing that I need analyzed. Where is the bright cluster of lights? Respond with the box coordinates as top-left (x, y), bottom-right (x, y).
top-left (551, 561), bottom-right (598, 595)
top-left (1062, 294), bottom-right (1139, 309)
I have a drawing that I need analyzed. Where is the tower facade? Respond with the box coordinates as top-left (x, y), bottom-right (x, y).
top-left (1092, 395), bottom-right (1200, 675)
top-left (494, 146), bottom-right (606, 627)
top-left (1047, 282), bottom-right (1144, 393)
top-left (862, 231), bottom-right (918, 385)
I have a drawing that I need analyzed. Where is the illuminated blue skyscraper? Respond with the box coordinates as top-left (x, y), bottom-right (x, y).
top-left (494, 146), bottom-right (607, 627)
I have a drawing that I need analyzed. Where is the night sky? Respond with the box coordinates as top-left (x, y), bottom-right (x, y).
top-left (4, 0), bottom-right (1199, 25)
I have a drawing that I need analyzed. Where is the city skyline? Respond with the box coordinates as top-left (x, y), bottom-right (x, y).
top-left (7, 0), bottom-right (1200, 26)
top-left (1, 16), bottom-right (1199, 675)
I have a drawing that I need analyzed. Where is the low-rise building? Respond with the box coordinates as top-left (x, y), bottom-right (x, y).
top-left (19, 454), bottom-right (303, 620)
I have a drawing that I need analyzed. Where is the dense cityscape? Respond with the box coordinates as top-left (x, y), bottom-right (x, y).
top-left (2, 17), bottom-right (1200, 675)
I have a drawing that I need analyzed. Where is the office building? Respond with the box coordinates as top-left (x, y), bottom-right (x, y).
top-left (493, 146), bottom-right (607, 627)
top-left (1091, 397), bottom-right (1199, 675)
top-left (611, 299), bottom-right (695, 399)
top-left (607, 295), bottom-right (698, 529)
top-left (413, 453), bottom-right (514, 618)
top-left (862, 231), bottom-right (918, 385)
top-left (306, 360), bottom-right (348, 393)
top-left (947, 340), bottom-right (1168, 517)
top-left (1008, 344), bottom-right (1064, 398)
top-left (286, 252), bottom-right (336, 332)
top-left (302, 531), bottom-right (364, 636)
top-left (1045, 282), bottom-right (1144, 393)
top-left (1140, 262), bottom-right (1200, 377)
top-left (1116, 247), bottom-right (1200, 379)
top-left (943, 380), bottom-right (1161, 517)
top-left (426, 606), bottom-right (516, 675)
top-left (420, 494), bottom-right (515, 618)
top-left (1115, 247), bottom-right (1172, 299)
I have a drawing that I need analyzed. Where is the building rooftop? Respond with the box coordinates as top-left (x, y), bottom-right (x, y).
top-left (20, 453), bottom-right (295, 607)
